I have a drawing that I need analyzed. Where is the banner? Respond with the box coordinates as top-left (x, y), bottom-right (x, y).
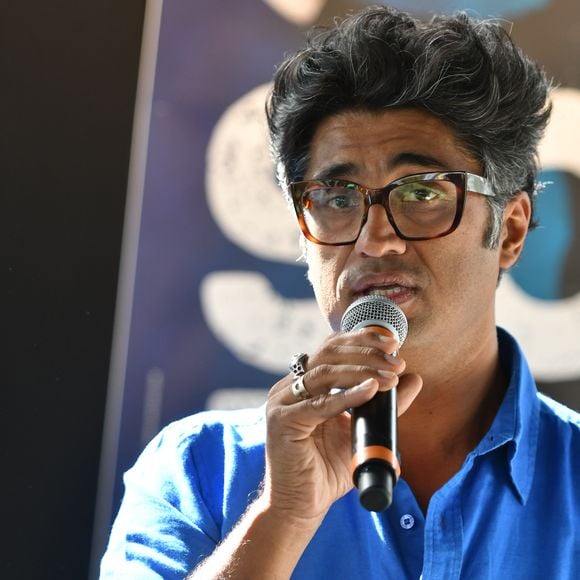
top-left (91, 0), bottom-right (580, 574)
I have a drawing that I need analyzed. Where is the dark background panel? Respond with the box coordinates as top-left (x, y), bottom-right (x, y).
top-left (0, 1), bottom-right (145, 578)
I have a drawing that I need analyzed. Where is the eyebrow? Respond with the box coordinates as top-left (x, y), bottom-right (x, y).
top-left (311, 162), bottom-right (357, 181)
top-left (391, 152), bottom-right (448, 170)
top-left (310, 152), bottom-right (449, 182)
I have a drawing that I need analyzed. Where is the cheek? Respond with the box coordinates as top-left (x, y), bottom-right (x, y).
top-left (306, 246), bottom-right (348, 326)
top-left (438, 242), bottom-right (500, 309)
top-left (422, 226), bottom-right (499, 303)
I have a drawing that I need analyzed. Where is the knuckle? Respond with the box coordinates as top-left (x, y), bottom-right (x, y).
top-left (266, 401), bottom-right (282, 423)
top-left (310, 392), bottom-right (338, 416)
top-left (360, 346), bottom-right (378, 358)
top-left (267, 384), bottom-right (279, 400)
top-left (319, 331), bottom-right (342, 349)
top-left (309, 394), bottom-right (328, 411)
top-left (308, 363), bottom-right (332, 382)
top-left (328, 343), bottom-right (346, 357)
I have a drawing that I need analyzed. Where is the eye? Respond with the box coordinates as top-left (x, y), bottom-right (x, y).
top-left (306, 187), bottom-right (362, 210)
top-left (327, 193), bottom-right (359, 209)
top-left (396, 183), bottom-right (447, 202)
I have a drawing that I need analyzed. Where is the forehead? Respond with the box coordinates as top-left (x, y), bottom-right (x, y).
top-left (304, 107), bottom-right (481, 181)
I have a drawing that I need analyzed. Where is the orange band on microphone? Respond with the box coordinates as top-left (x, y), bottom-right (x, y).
top-left (366, 325), bottom-right (394, 338)
top-left (352, 446), bottom-right (401, 478)
top-left (365, 325), bottom-right (399, 355)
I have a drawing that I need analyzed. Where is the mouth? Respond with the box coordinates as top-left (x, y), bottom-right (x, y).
top-left (366, 285), bottom-right (409, 298)
top-left (360, 285), bottom-right (415, 306)
top-left (351, 275), bottom-right (416, 305)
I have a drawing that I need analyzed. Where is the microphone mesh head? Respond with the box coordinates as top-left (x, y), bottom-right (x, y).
top-left (340, 295), bottom-right (408, 346)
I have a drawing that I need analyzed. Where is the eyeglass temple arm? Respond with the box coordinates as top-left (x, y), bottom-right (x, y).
top-left (467, 173), bottom-right (495, 197)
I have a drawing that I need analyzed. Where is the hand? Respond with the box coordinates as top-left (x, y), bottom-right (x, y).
top-left (262, 328), bottom-right (423, 526)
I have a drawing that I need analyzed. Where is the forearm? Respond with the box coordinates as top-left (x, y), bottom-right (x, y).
top-left (187, 494), bottom-right (322, 579)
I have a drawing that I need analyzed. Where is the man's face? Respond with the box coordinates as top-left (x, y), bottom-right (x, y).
top-left (303, 108), bottom-right (517, 375)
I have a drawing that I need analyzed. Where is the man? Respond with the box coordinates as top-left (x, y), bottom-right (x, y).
top-left (101, 6), bottom-right (579, 579)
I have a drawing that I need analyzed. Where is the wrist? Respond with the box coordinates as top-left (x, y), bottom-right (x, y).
top-left (252, 490), bottom-right (326, 536)
top-left (258, 473), bottom-right (333, 530)
top-left (189, 491), bottom-right (323, 579)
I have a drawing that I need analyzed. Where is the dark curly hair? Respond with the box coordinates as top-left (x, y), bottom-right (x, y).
top-left (266, 6), bottom-right (552, 248)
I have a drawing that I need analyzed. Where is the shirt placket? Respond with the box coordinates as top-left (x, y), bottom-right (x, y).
top-left (421, 472), bottom-right (467, 580)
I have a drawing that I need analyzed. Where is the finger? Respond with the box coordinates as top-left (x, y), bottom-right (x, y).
top-left (396, 373), bottom-right (423, 416)
top-left (274, 363), bottom-right (400, 406)
top-left (310, 343), bottom-right (406, 375)
top-left (272, 378), bottom-right (380, 434)
top-left (312, 328), bottom-right (402, 360)
top-left (351, 327), bottom-right (401, 352)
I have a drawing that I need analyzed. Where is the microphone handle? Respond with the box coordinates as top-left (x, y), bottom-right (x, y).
top-left (352, 387), bottom-right (399, 512)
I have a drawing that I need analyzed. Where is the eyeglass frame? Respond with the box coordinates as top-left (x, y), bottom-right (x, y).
top-left (289, 171), bottom-right (496, 245)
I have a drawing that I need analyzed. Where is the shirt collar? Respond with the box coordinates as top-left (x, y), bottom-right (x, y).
top-left (471, 327), bottom-right (540, 505)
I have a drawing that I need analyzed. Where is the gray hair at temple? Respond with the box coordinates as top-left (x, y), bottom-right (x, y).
top-left (266, 6), bottom-right (552, 248)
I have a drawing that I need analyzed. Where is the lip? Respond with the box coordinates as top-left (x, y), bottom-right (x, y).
top-left (350, 273), bottom-right (416, 305)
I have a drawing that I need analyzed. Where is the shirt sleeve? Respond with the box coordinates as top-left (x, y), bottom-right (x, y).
top-left (99, 424), bottom-right (222, 579)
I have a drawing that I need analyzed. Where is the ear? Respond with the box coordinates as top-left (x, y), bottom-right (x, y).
top-left (499, 192), bottom-right (532, 270)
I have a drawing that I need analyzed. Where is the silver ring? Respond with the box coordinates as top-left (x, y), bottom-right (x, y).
top-left (289, 352), bottom-right (308, 377)
top-left (290, 375), bottom-right (312, 401)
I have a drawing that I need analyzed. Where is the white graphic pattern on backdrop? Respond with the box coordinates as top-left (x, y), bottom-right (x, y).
top-left (204, 85), bottom-right (580, 382)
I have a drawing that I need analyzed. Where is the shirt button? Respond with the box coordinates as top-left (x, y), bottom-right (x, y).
top-left (400, 514), bottom-right (415, 529)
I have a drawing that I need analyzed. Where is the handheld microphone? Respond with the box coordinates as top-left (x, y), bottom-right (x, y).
top-left (340, 295), bottom-right (408, 512)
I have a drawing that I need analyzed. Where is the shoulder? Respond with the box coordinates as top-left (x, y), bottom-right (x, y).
top-left (499, 327), bottom-right (580, 443)
top-left (143, 406), bottom-right (267, 460)
top-left (125, 406), bottom-right (267, 510)
top-left (126, 406), bottom-right (266, 483)
top-left (538, 393), bottom-right (580, 423)
top-left (537, 392), bottom-right (580, 448)
top-left (105, 408), bottom-right (267, 575)
top-left (537, 393), bottom-right (580, 426)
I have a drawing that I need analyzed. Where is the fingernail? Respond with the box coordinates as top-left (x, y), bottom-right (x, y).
top-left (352, 378), bottom-right (376, 392)
top-left (378, 370), bottom-right (396, 378)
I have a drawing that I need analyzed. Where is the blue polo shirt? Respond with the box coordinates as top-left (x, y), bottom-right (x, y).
top-left (101, 329), bottom-right (580, 579)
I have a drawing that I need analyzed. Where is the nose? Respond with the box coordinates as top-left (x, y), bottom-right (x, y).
top-left (354, 204), bottom-right (407, 257)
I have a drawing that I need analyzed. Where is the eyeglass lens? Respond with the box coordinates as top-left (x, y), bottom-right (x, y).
top-left (301, 177), bottom-right (460, 243)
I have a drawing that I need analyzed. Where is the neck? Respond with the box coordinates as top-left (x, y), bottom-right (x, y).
top-left (398, 329), bottom-right (507, 511)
